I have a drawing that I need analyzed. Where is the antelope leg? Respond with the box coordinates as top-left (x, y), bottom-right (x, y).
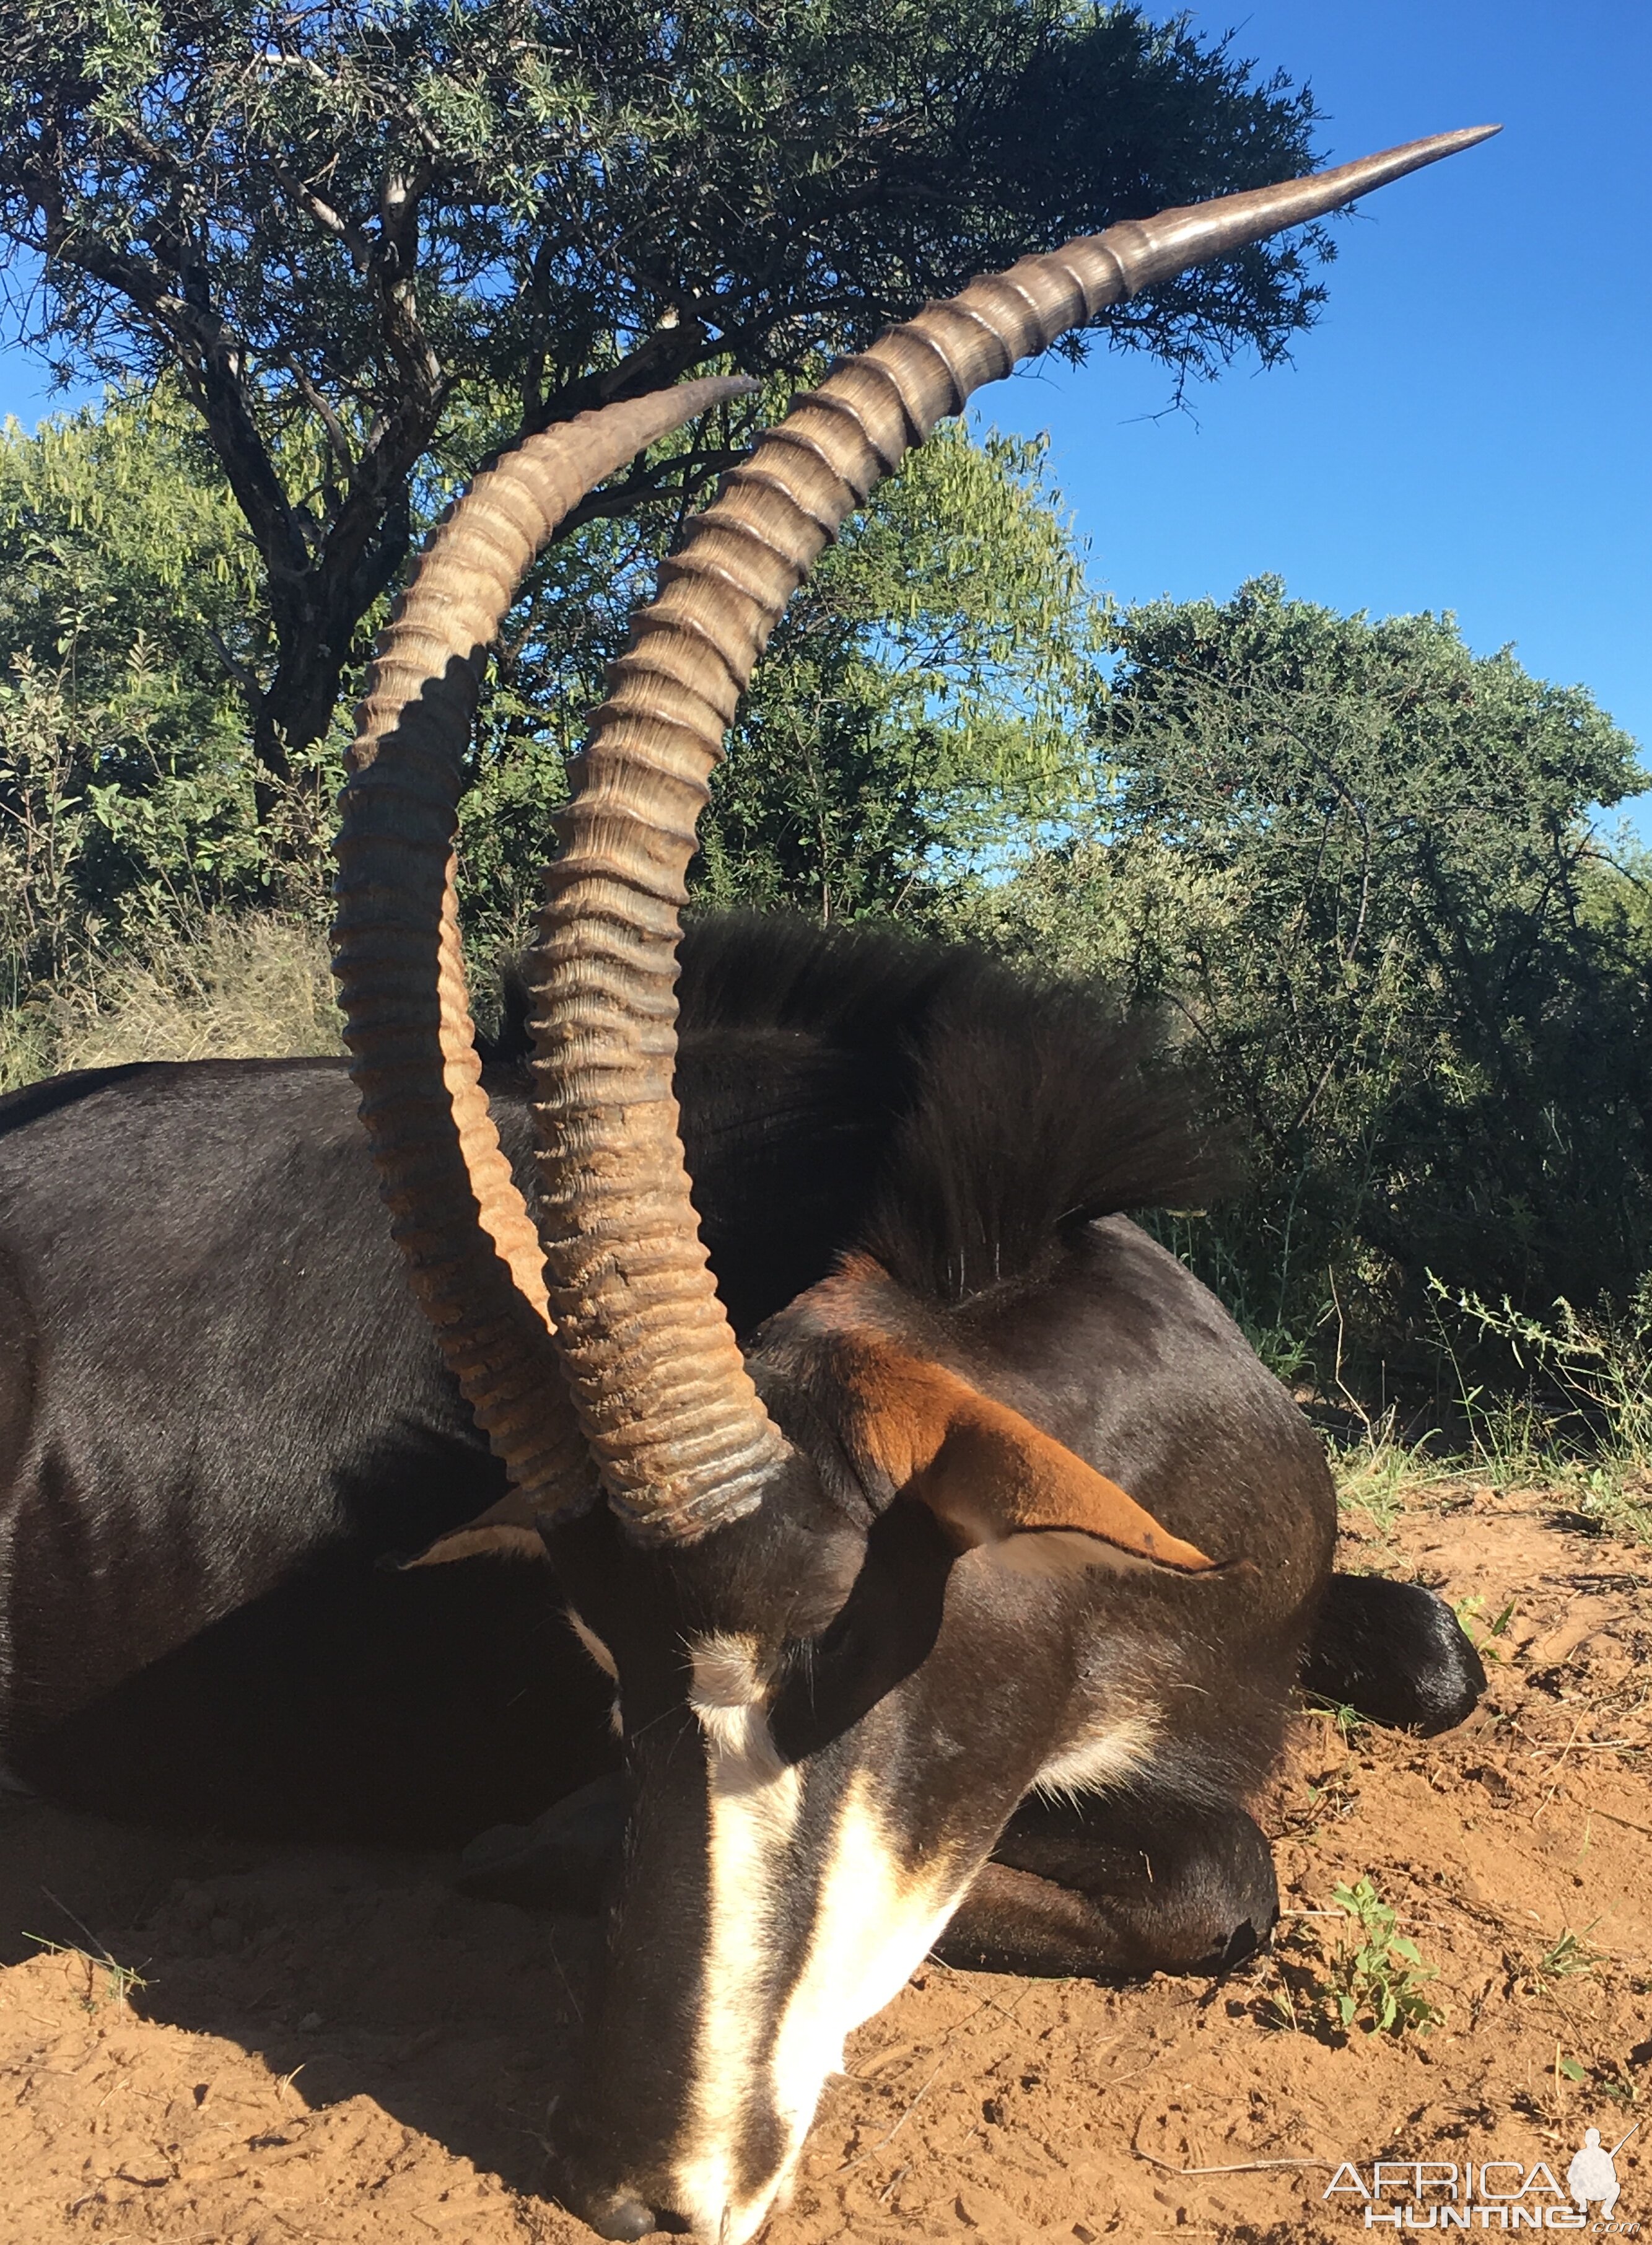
top-left (938, 1791), bottom-right (1277, 1978)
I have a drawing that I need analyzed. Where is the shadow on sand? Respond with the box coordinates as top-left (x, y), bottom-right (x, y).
top-left (0, 1783), bottom-right (600, 2203)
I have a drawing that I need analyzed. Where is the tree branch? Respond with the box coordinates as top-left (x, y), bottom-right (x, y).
top-left (279, 352), bottom-right (356, 477)
top-left (31, 204), bottom-right (312, 612)
top-left (553, 446), bottom-right (752, 540)
top-left (266, 155), bottom-right (372, 272)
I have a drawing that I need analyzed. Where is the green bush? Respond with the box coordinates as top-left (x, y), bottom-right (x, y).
top-left (951, 578), bottom-right (1651, 1390)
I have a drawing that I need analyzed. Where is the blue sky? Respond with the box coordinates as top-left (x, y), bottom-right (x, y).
top-left (977, 0), bottom-right (1652, 831)
top-left (2, 2), bottom-right (1647, 824)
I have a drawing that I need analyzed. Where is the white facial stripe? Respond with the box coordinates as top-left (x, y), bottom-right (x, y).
top-left (653, 1635), bottom-right (1157, 2242)
top-left (565, 1608), bottom-right (623, 1738)
top-left (676, 1634), bottom-right (804, 2240)
top-left (676, 1645), bottom-right (1018, 2245)
top-left (1034, 1712), bottom-right (1159, 1803)
top-left (689, 1630), bottom-right (768, 1718)
top-left (767, 1769), bottom-right (971, 2176)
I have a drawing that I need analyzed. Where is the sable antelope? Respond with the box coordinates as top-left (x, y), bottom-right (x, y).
top-left (0, 917), bottom-right (1270, 1836)
top-left (319, 126), bottom-right (1497, 2241)
top-left (0, 916), bottom-right (1475, 1841)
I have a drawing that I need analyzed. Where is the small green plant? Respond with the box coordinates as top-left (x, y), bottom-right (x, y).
top-left (1450, 1593), bottom-right (1516, 1661)
top-left (1427, 1277), bottom-right (1652, 1547)
top-left (1329, 1415), bottom-right (1445, 1541)
top-left (27, 1933), bottom-right (150, 2011)
top-left (1324, 1880), bottom-right (1443, 2037)
top-left (1537, 1923), bottom-right (1603, 1982)
top-left (1552, 1461), bottom-right (1652, 1549)
top-left (1267, 1879), bottom-right (1443, 2041)
top-left (1303, 1693), bottom-right (1369, 1746)
top-left (0, 987), bottom-right (55, 1090)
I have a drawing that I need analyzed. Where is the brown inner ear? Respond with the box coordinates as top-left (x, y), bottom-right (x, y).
top-left (831, 1332), bottom-right (1218, 1576)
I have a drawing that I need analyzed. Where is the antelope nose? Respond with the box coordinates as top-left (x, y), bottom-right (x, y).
top-left (581, 2190), bottom-right (657, 2240)
top-left (567, 2185), bottom-right (697, 2239)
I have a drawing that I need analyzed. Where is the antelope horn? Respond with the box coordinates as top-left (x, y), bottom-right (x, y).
top-left (332, 379), bottom-right (758, 1518)
top-left (523, 125), bottom-right (1500, 1543)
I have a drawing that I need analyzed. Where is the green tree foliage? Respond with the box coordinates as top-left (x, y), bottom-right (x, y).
top-left (961, 578), bottom-right (1651, 1372)
top-left (697, 426), bottom-right (1099, 921)
top-left (0, 385), bottom-right (1102, 960)
top-left (0, 387), bottom-right (283, 986)
top-left (0, 0), bottom-right (1328, 793)
top-left (446, 421), bottom-right (1101, 937)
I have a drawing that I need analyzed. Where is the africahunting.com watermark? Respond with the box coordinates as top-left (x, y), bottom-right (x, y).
top-left (1326, 2125), bottom-right (1640, 2230)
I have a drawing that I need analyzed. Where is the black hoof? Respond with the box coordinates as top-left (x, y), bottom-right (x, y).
top-left (1302, 1573), bottom-right (1487, 1736)
top-left (1190, 1803), bottom-right (1278, 1971)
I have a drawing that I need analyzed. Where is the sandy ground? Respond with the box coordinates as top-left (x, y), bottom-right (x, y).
top-left (1, 1483), bottom-right (1646, 2244)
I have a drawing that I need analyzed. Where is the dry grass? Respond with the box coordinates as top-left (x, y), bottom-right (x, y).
top-left (0, 998), bottom-right (55, 1092)
top-left (46, 911), bottom-right (343, 1070)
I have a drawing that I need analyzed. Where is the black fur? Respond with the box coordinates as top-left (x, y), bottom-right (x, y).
top-left (0, 911), bottom-right (1487, 2244)
top-left (496, 913), bottom-right (1234, 1310)
top-left (458, 1770), bottom-right (632, 1913)
top-left (0, 1058), bottom-right (159, 1132)
top-left (941, 1792), bottom-right (1280, 1978)
top-left (860, 965), bottom-right (1233, 1300)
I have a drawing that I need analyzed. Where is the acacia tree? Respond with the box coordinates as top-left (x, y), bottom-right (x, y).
top-left (0, 0), bottom-right (1329, 812)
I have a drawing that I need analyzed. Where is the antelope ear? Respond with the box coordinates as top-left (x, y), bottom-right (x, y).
top-left (837, 1337), bottom-right (1220, 1580)
top-left (393, 1489), bottom-right (552, 1569)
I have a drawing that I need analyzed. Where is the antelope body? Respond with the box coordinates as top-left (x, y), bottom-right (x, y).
top-left (0, 128), bottom-right (1497, 2243)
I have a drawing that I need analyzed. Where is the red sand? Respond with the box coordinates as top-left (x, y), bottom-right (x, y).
top-left (2, 1485), bottom-right (1646, 2243)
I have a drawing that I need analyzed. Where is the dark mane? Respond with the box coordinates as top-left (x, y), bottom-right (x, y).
top-left (492, 912), bottom-right (1231, 1311)
top-left (859, 960), bottom-right (1233, 1303)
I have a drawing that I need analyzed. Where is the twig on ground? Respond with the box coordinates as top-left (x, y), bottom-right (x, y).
top-left (1589, 1805), bottom-right (1652, 1839)
top-left (1134, 2147), bottom-right (1335, 2177)
top-left (1534, 1715), bottom-right (1588, 1827)
top-left (836, 2060), bottom-right (945, 2173)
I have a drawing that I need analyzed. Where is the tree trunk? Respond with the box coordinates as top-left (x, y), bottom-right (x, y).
top-left (248, 495), bottom-right (416, 837)
top-left (250, 636), bottom-right (355, 830)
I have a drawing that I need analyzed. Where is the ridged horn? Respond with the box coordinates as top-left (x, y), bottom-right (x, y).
top-left (523, 126), bottom-right (1499, 1543)
top-left (332, 379), bottom-right (758, 1518)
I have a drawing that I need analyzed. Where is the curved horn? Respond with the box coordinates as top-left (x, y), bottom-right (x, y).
top-left (524, 125), bottom-right (1500, 1543)
top-left (333, 379), bottom-right (758, 1518)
